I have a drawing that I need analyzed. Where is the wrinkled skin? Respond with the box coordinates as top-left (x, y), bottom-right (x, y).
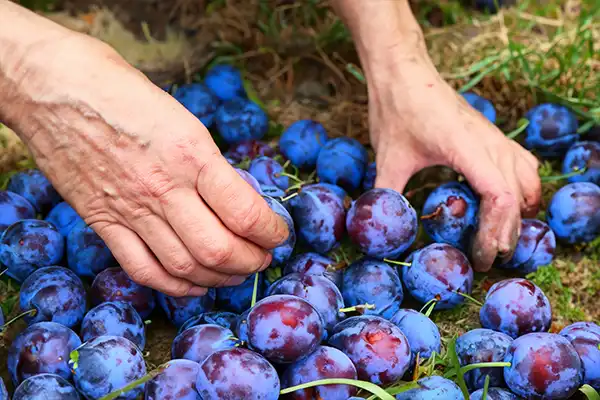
top-left (216, 273), bottom-right (265, 314)
top-left (45, 201), bottom-right (83, 237)
top-left (0, 190), bottom-right (35, 234)
top-left (172, 83), bottom-right (220, 127)
top-left (327, 315), bottom-right (412, 385)
top-left (7, 169), bottom-right (62, 214)
top-left (362, 161), bottom-right (376, 191)
top-left (178, 311), bottom-right (239, 334)
top-left (390, 309), bottom-right (441, 360)
top-left (461, 92), bottom-right (497, 123)
top-left (248, 156), bottom-right (289, 190)
top-left (498, 219), bottom-right (556, 274)
top-left (81, 301), bottom-right (146, 350)
top-left (562, 141), bottom-right (600, 185)
top-left (145, 359), bottom-right (201, 400)
top-left (470, 387), bottom-right (521, 400)
top-left (90, 267), bottom-right (156, 319)
top-left (0, 219), bottom-right (64, 283)
top-left (20, 266), bottom-right (87, 328)
top-left (247, 294), bottom-right (324, 364)
top-left (157, 289), bottom-right (216, 327)
top-left (66, 218), bottom-right (116, 278)
top-left (503, 332), bottom-right (583, 399)
top-left (346, 188), bottom-right (418, 259)
top-left (282, 252), bottom-right (342, 288)
top-left (560, 322), bottom-right (600, 390)
top-left (13, 374), bottom-right (80, 400)
top-left (402, 243), bottom-right (474, 309)
top-left (8, 321), bottom-right (82, 386)
top-left (455, 328), bottom-right (514, 390)
top-left (316, 137), bottom-right (368, 191)
top-left (73, 335), bottom-right (147, 400)
top-left (394, 376), bottom-right (463, 399)
top-left (224, 139), bottom-right (276, 163)
top-left (204, 64), bottom-right (246, 102)
top-left (341, 258), bottom-right (404, 320)
top-left (279, 120), bottom-right (329, 169)
top-left (524, 103), bottom-right (579, 157)
top-left (263, 196), bottom-right (296, 265)
top-left (280, 346), bottom-right (358, 400)
top-left (196, 348), bottom-right (280, 400)
top-left (171, 324), bottom-right (239, 364)
top-left (215, 98), bottom-right (269, 144)
top-left (421, 182), bottom-right (479, 252)
top-left (480, 278), bottom-right (552, 339)
top-left (547, 182), bottom-right (600, 244)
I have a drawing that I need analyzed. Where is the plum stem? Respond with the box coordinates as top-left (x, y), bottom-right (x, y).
top-left (384, 258), bottom-right (411, 267)
top-left (579, 384), bottom-right (600, 400)
top-left (251, 272), bottom-right (260, 308)
top-left (280, 192), bottom-right (299, 202)
top-left (339, 303), bottom-right (375, 313)
top-left (98, 362), bottom-right (170, 400)
top-left (453, 290), bottom-right (483, 307)
top-left (541, 167), bottom-right (587, 183)
top-left (0, 308), bottom-right (37, 331)
top-left (420, 206), bottom-right (443, 220)
top-left (420, 299), bottom-right (438, 317)
top-left (282, 159), bottom-right (291, 169)
top-left (412, 352), bottom-right (421, 381)
top-left (280, 378), bottom-right (397, 400)
top-left (459, 361), bottom-right (511, 376)
top-left (326, 260), bottom-right (347, 272)
top-left (482, 375), bottom-right (490, 400)
top-left (506, 118), bottom-right (530, 139)
top-left (0, 268), bottom-right (6, 277)
top-left (277, 172), bottom-right (304, 183)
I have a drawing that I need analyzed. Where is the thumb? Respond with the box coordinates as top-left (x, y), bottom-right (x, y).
top-left (373, 154), bottom-right (420, 195)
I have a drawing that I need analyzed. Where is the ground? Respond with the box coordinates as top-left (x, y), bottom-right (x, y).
top-left (0, 0), bottom-right (599, 398)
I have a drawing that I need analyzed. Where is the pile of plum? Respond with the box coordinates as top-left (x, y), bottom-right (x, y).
top-left (0, 63), bottom-right (599, 400)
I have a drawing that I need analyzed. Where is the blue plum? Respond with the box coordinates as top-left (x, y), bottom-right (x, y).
top-left (480, 278), bottom-right (552, 338)
top-left (562, 141), bottom-right (600, 185)
top-left (524, 103), bottom-right (579, 157)
top-left (196, 348), bottom-right (280, 400)
top-left (8, 321), bottom-right (82, 385)
top-left (279, 120), bottom-right (328, 169)
top-left (282, 252), bottom-right (342, 288)
top-left (455, 328), bottom-right (513, 390)
top-left (45, 202), bottom-right (82, 237)
top-left (341, 258), bottom-right (403, 319)
top-left (216, 273), bottom-right (264, 314)
top-left (0, 307), bottom-right (4, 329)
top-left (470, 388), bottom-right (521, 400)
top-left (246, 294), bottom-right (324, 364)
top-left (224, 139), bottom-right (276, 163)
top-left (173, 83), bottom-right (220, 127)
top-left (346, 188), bottom-right (418, 259)
top-left (235, 167), bottom-right (263, 194)
top-left (157, 289), bottom-right (216, 327)
top-left (560, 322), bottom-right (600, 389)
top-left (20, 266), bottom-right (87, 328)
top-left (204, 64), bottom-right (246, 101)
top-left (0, 190), bottom-right (35, 233)
top-left (262, 196), bottom-right (296, 265)
top-left (498, 219), bottom-right (556, 274)
top-left (0, 378), bottom-right (6, 400)
top-left (73, 335), bottom-right (147, 400)
top-left (145, 359), bottom-right (201, 400)
top-left (547, 182), bottom-right (600, 244)
top-left (316, 137), bottom-right (368, 191)
top-left (421, 182), bottom-right (479, 251)
top-left (390, 309), bottom-right (441, 359)
top-left (261, 185), bottom-right (292, 212)
top-left (178, 311), bottom-right (239, 334)
top-left (90, 267), bottom-right (156, 319)
top-left (215, 98), bottom-right (269, 144)
top-left (280, 346), bottom-right (358, 400)
top-left (394, 376), bottom-right (463, 399)
top-left (328, 316), bottom-right (411, 385)
top-left (7, 169), bottom-right (61, 214)
top-left (0, 219), bottom-right (64, 282)
top-left (66, 219), bottom-right (116, 278)
top-left (234, 308), bottom-right (250, 344)
top-left (172, 324), bottom-right (239, 364)
top-left (80, 301), bottom-right (146, 350)
top-left (362, 161), bottom-right (376, 191)
top-left (402, 243), bottom-right (474, 309)
top-left (503, 332), bottom-right (583, 399)
top-left (13, 374), bottom-right (80, 400)
top-left (462, 92), bottom-right (497, 123)
top-left (248, 156), bottom-right (289, 190)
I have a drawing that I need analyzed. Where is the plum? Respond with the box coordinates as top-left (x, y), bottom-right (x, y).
top-left (267, 272), bottom-right (345, 333)
top-left (216, 273), bottom-right (264, 314)
top-left (204, 64), bottom-right (246, 101)
top-left (282, 252), bottom-right (342, 288)
top-left (503, 332), bottom-right (583, 399)
top-left (328, 315), bottom-right (411, 385)
top-left (498, 219), bottom-right (556, 274)
top-left (394, 375), bottom-right (463, 399)
top-left (316, 137), bottom-right (368, 191)
top-left (462, 92), bottom-right (497, 123)
top-left (179, 311), bottom-right (239, 334)
top-left (172, 324), bottom-right (239, 364)
top-left (0, 219), bottom-right (64, 282)
top-left (470, 387), bottom-right (521, 400)
top-left (20, 266), bottom-right (87, 328)
top-left (8, 321), bottom-right (82, 385)
top-left (524, 103), bottom-right (579, 157)
top-left (547, 182), bottom-right (600, 244)
top-left (362, 161), bottom-right (376, 191)
top-left (80, 301), bottom-right (146, 350)
top-left (45, 202), bottom-right (83, 237)
top-left (249, 156), bottom-right (289, 190)
top-left (90, 267), bottom-right (156, 319)
top-left (7, 169), bottom-right (61, 214)
top-left (562, 141), bottom-right (600, 185)
top-left (224, 139), bottom-right (276, 163)
top-left (0, 378), bottom-right (6, 400)
top-left (13, 373), bottom-right (80, 400)
top-left (341, 258), bottom-right (403, 320)
top-left (215, 98), bottom-right (269, 144)
top-left (261, 185), bottom-right (292, 212)
top-left (262, 196), bottom-right (296, 265)
top-left (66, 219), bottom-right (116, 278)
top-left (421, 182), bottom-right (479, 251)
top-left (246, 294), bottom-right (324, 364)
top-left (73, 335), bottom-right (147, 400)
top-left (279, 120), bottom-right (328, 169)
top-left (480, 278), bottom-right (552, 339)
top-left (455, 328), bottom-right (513, 390)
top-left (290, 183), bottom-right (348, 254)
top-left (346, 188), bottom-right (418, 259)
top-left (145, 359), bottom-right (201, 400)
top-left (235, 308), bottom-right (251, 343)
top-left (390, 309), bottom-right (441, 360)
top-left (402, 243), bottom-right (474, 309)
top-left (157, 289), bottom-right (216, 327)
top-left (0, 190), bottom-right (35, 233)
top-left (196, 348), bottom-right (280, 400)
top-left (173, 83), bottom-right (220, 127)
top-left (560, 322), bottom-right (600, 389)
top-left (235, 167), bottom-right (263, 193)
top-left (280, 346), bottom-right (358, 400)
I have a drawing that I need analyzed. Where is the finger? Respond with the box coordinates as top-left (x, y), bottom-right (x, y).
top-left (374, 153), bottom-right (418, 194)
top-left (516, 156), bottom-right (542, 218)
top-left (92, 221), bottom-right (207, 297)
top-left (196, 153), bottom-right (289, 249)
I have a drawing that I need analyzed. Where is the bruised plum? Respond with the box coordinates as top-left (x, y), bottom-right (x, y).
top-left (157, 289), bottom-right (216, 327)
top-left (498, 219), bottom-right (556, 274)
top-left (172, 324), bottom-right (239, 364)
top-left (145, 359), bottom-right (201, 400)
top-left (524, 103), bottom-right (579, 157)
top-left (80, 301), bottom-right (146, 350)
top-left (282, 252), bottom-right (342, 288)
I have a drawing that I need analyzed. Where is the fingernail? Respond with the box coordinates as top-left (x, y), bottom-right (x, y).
top-left (188, 286), bottom-right (208, 296)
top-left (226, 275), bottom-right (248, 286)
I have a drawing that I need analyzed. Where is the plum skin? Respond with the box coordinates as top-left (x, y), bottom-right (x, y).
top-left (279, 119), bottom-right (328, 169)
top-left (178, 311), bottom-right (239, 334)
top-left (462, 92), bottom-right (497, 123)
top-left (172, 83), bottom-right (219, 127)
top-left (470, 387), bottom-right (520, 400)
top-left (7, 169), bottom-right (62, 214)
top-left (216, 273), bottom-right (265, 314)
top-left (204, 64), bottom-right (246, 101)
top-left (45, 202), bottom-right (83, 237)
top-left (562, 141), bottom-right (600, 185)
top-left (248, 156), bottom-right (289, 190)
top-left (559, 322), bottom-right (600, 390)
top-left (524, 103), bottom-right (579, 157)
top-left (390, 309), bottom-right (441, 360)
top-left (0, 190), bottom-right (36, 234)
top-left (80, 301), bottom-right (146, 350)
top-left (66, 218), bottom-right (115, 278)
top-left (145, 359), bottom-right (201, 400)
top-left (498, 219), bottom-right (556, 274)
top-left (316, 137), bottom-right (368, 191)
top-left (394, 375), bottom-right (463, 400)
top-left (282, 252), bottom-right (342, 288)
top-left (171, 324), bottom-right (239, 364)
top-left (157, 289), bottom-right (216, 327)
top-left (215, 98), bottom-right (269, 144)
top-left (262, 196), bottom-right (296, 265)
top-left (13, 374), bottom-right (81, 400)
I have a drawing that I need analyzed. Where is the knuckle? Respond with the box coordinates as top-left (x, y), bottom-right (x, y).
top-left (235, 200), bottom-right (263, 236)
top-left (165, 283), bottom-right (191, 297)
top-left (127, 266), bottom-right (153, 287)
top-left (202, 242), bottom-right (234, 268)
top-left (140, 165), bottom-right (177, 199)
top-left (167, 257), bottom-right (197, 277)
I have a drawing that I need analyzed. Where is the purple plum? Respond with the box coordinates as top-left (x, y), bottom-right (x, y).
top-left (178, 311), bottom-right (239, 334)
top-left (204, 64), bottom-right (246, 101)
top-left (249, 156), bottom-right (289, 190)
top-left (560, 322), bottom-right (600, 389)
top-left (235, 167), bottom-right (263, 193)
top-left (524, 103), bottom-right (579, 157)
top-left (172, 82), bottom-right (219, 127)
top-left (498, 219), bottom-right (556, 274)
top-left (145, 359), bottom-right (201, 400)
top-left (224, 139), bottom-right (276, 163)
top-left (470, 388), bottom-right (521, 400)
top-left (80, 301), bottom-right (146, 350)
top-left (562, 141), bottom-right (600, 185)
top-left (216, 273), bottom-right (265, 314)
top-left (66, 219), bottom-right (116, 278)
top-left (394, 375), bottom-right (463, 399)
top-left (7, 169), bottom-right (61, 214)
top-left (215, 98), bottom-right (269, 144)
top-left (157, 289), bottom-right (216, 327)
top-left (262, 196), bottom-right (296, 265)
top-left (45, 202), bottom-right (83, 237)
top-left (390, 309), bottom-right (441, 359)
top-left (0, 190), bottom-right (35, 233)
top-left (13, 374), bottom-right (80, 400)
top-left (547, 182), bottom-right (600, 244)
top-left (172, 324), bottom-right (239, 364)
top-left (279, 120), bottom-right (328, 169)
top-left (316, 137), bottom-right (368, 191)
top-left (362, 161), bottom-right (376, 191)
top-left (282, 252), bottom-right (342, 288)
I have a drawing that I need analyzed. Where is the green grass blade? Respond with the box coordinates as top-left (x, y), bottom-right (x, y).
top-left (280, 378), bottom-right (396, 400)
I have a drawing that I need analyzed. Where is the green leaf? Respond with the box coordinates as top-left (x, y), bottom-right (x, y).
top-left (446, 337), bottom-right (470, 399)
top-left (580, 384), bottom-right (600, 400)
top-left (69, 350), bottom-right (80, 370)
top-left (280, 378), bottom-right (396, 400)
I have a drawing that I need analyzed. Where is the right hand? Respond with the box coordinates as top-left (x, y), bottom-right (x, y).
top-left (0, 32), bottom-right (289, 297)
